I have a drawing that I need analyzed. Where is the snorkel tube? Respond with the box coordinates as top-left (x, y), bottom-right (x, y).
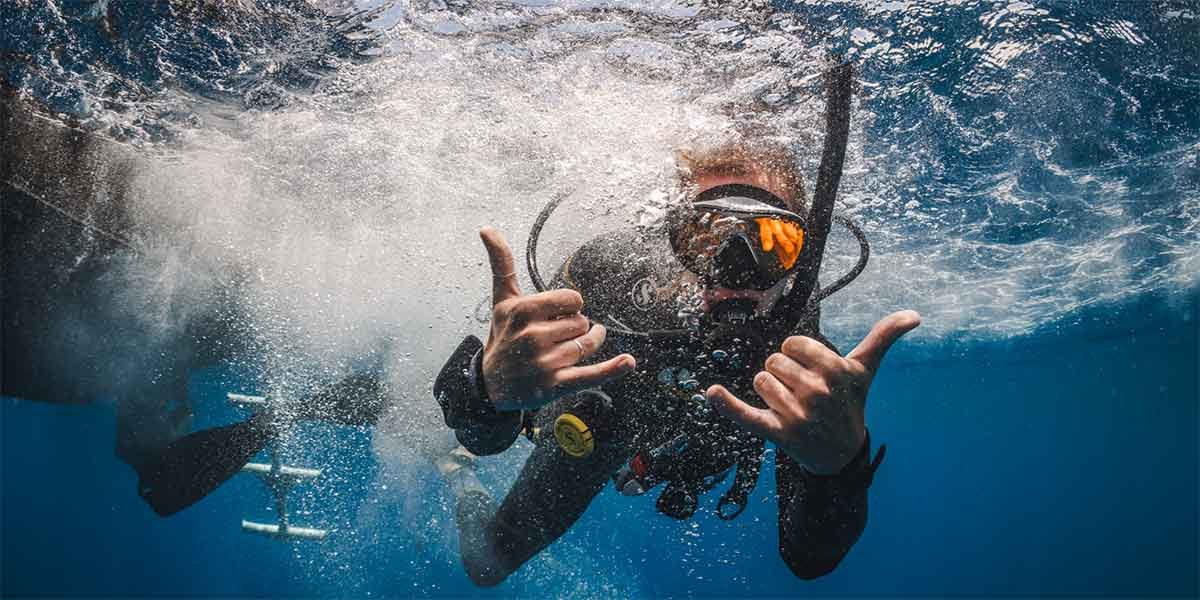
top-left (776, 61), bottom-right (866, 330)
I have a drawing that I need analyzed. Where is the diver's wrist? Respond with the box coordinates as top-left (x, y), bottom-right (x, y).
top-left (468, 347), bottom-right (492, 405)
top-left (472, 348), bottom-right (527, 415)
top-left (802, 430), bottom-right (872, 479)
top-left (434, 335), bottom-right (521, 429)
top-left (476, 348), bottom-right (533, 413)
top-left (789, 425), bottom-right (867, 476)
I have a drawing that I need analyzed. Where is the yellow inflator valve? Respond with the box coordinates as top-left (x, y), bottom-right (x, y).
top-left (554, 413), bottom-right (595, 458)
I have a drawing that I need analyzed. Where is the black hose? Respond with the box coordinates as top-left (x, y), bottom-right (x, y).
top-left (808, 213), bottom-right (870, 307)
top-left (523, 62), bottom-right (866, 336)
top-left (524, 185), bottom-right (869, 336)
top-left (526, 191), bottom-right (570, 293)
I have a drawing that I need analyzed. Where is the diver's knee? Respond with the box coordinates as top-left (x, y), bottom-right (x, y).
top-left (454, 491), bottom-right (511, 586)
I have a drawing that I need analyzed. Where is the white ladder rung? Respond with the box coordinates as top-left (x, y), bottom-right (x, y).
top-left (227, 392), bottom-right (269, 409)
top-left (241, 462), bottom-right (322, 480)
top-left (241, 520), bottom-right (328, 540)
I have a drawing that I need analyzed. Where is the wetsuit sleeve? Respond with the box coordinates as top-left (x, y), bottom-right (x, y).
top-left (775, 432), bottom-right (885, 579)
top-left (433, 335), bottom-right (522, 456)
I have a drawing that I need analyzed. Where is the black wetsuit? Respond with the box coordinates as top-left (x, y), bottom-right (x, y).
top-left (435, 229), bottom-right (884, 586)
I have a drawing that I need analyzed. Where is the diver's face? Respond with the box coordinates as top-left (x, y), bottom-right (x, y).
top-left (691, 173), bottom-right (795, 313)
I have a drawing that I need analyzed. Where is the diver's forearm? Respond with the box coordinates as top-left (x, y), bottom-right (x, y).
top-left (776, 433), bottom-right (880, 579)
top-left (454, 416), bottom-right (523, 456)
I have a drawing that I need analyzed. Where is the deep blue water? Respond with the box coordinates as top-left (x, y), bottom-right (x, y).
top-left (3, 0), bottom-right (1198, 597)
top-left (4, 295), bottom-right (1195, 596)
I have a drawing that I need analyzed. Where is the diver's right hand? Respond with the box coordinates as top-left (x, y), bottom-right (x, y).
top-left (478, 227), bottom-right (636, 411)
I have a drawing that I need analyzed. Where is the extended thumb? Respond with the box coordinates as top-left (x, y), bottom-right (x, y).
top-left (480, 227), bottom-right (520, 304)
top-left (847, 310), bottom-right (921, 373)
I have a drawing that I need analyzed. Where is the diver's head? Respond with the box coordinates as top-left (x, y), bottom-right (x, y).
top-left (668, 137), bottom-right (808, 322)
top-left (656, 137), bottom-right (810, 384)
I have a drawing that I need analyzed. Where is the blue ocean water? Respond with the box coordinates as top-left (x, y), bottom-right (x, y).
top-left (3, 296), bottom-right (1195, 596)
top-left (2, 0), bottom-right (1197, 597)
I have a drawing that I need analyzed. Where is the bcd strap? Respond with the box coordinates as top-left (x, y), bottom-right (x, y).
top-left (716, 438), bottom-right (765, 520)
top-left (850, 443), bottom-right (887, 491)
top-left (651, 432), bottom-right (766, 522)
top-left (520, 411), bottom-right (538, 442)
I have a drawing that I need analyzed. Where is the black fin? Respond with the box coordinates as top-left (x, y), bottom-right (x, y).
top-left (298, 372), bottom-right (392, 426)
top-left (137, 415), bottom-right (273, 517)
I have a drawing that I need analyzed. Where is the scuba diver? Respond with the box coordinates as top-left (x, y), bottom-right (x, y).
top-left (430, 64), bottom-right (921, 585)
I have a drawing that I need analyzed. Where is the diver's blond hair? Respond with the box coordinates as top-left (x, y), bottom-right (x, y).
top-left (674, 134), bottom-right (807, 212)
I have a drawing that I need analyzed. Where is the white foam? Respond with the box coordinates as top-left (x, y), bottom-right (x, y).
top-left (91, 0), bottom-right (1194, 413)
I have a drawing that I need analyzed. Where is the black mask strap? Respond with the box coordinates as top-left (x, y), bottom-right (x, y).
top-left (693, 183), bottom-right (791, 212)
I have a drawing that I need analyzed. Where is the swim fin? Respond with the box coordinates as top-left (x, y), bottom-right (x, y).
top-left (137, 413), bottom-right (274, 517)
top-left (137, 372), bottom-right (391, 517)
top-left (295, 371), bottom-right (392, 426)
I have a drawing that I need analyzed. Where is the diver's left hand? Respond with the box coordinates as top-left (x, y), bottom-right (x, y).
top-left (707, 310), bottom-right (921, 475)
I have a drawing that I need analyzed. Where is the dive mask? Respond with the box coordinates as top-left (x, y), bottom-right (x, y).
top-left (669, 184), bottom-right (807, 291)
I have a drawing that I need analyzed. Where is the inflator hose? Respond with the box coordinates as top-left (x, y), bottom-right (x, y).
top-left (526, 191), bottom-right (569, 293)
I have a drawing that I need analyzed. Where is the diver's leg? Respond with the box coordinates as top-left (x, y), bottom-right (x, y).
top-left (116, 379), bottom-right (193, 476)
top-left (447, 421), bottom-right (629, 586)
top-left (130, 371), bottom-right (389, 516)
top-left (115, 375), bottom-right (274, 517)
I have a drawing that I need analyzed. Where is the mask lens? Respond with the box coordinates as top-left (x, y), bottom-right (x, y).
top-left (677, 211), bottom-right (749, 265)
top-left (753, 217), bottom-right (804, 270)
top-left (676, 210), bottom-right (804, 286)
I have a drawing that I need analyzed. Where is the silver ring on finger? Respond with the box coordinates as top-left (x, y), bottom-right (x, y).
top-left (573, 339), bottom-right (585, 362)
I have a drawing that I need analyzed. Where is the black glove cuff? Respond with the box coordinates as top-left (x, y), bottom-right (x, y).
top-left (804, 430), bottom-right (886, 493)
top-left (467, 345), bottom-right (490, 404)
top-left (434, 335), bottom-right (512, 429)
